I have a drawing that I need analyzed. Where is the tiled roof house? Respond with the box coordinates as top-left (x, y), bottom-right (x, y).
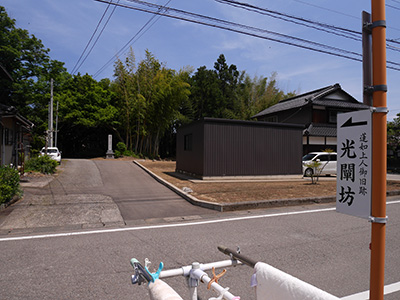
top-left (252, 83), bottom-right (370, 154)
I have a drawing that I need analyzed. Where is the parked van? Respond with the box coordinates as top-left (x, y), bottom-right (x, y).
top-left (302, 152), bottom-right (337, 177)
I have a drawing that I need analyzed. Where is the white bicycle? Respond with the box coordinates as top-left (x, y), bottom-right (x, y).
top-left (130, 246), bottom-right (253, 300)
top-left (130, 245), bottom-right (341, 300)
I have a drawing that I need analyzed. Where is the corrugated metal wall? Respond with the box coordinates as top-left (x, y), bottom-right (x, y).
top-left (176, 120), bottom-right (204, 176)
top-left (176, 118), bottom-right (303, 177)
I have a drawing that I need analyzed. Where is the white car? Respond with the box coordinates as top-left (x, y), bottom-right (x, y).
top-left (40, 147), bottom-right (62, 163)
top-left (302, 152), bottom-right (337, 177)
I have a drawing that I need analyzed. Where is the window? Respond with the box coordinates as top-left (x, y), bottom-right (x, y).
top-left (317, 154), bottom-right (336, 162)
top-left (184, 134), bottom-right (192, 151)
top-left (302, 153), bottom-right (317, 161)
top-left (312, 109), bottom-right (326, 123)
top-left (318, 155), bottom-right (329, 162)
top-left (328, 110), bottom-right (338, 123)
top-left (4, 128), bottom-right (13, 145)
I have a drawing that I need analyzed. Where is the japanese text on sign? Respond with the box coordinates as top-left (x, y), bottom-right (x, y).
top-left (338, 134), bottom-right (369, 204)
top-left (337, 110), bottom-right (372, 219)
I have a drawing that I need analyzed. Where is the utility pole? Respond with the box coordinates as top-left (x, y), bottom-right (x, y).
top-left (370, 0), bottom-right (387, 299)
top-left (48, 78), bottom-right (54, 148)
top-left (55, 101), bottom-right (59, 148)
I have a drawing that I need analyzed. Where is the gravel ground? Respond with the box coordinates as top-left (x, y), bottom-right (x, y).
top-left (138, 160), bottom-right (400, 204)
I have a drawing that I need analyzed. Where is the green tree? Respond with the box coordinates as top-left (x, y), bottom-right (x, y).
top-left (0, 6), bottom-right (66, 116)
top-left (136, 51), bottom-right (191, 157)
top-left (55, 74), bottom-right (118, 157)
top-left (214, 54), bottom-right (243, 118)
top-left (237, 72), bottom-right (296, 120)
top-left (189, 66), bottom-right (222, 119)
top-left (388, 117), bottom-right (400, 154)
top-left (113, 49), bottom-right (139, 150)
top-left (0, 6), bottom-right (68, 151)
top-left (112, 49), bottom-right (191, 157)
top-left (387, 116), bottom-right (400, 170)
top-left (189, 54), bottom-right (243, 119)
top-left (189, 54), bottom-right (294, 121)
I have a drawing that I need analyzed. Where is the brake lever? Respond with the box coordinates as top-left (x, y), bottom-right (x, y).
top-left (130, 258), bottom-right (152, 285)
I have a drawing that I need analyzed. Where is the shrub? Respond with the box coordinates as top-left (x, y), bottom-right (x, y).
top-left (116, 142), bottom-right (127, 153)
top-left (114, 142), bottom-right (126, 158)
top-left (114, 142), bottom-right (138, 158)
top-left (25, 155), bottom-right (58, 174)
top-left (304, 160), bottom-right (322, 184)
top-left (0, 166), bottom-right (22, 204)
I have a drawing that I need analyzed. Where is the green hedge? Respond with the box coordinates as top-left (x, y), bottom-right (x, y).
top-left (114, 142), bottom-right (139, 158)
top-left (0, 166), bottom-right (22, 205)
top-left (25, 155), bottom-right (58, 174)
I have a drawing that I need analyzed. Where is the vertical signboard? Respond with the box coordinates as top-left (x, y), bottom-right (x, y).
top-left (337, 110), bottom-right (372, 219)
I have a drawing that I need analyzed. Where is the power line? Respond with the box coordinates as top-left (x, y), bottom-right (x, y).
top-left (93, 0), bottom-right (172, 79)
top-left (72, 0), bottom-right (119, 75)
top-left (216, 0), bottom-right (361, 41)
top-left (93, 0), bottom-right (400, 72)
top-left (295, 0), bottom-right (400, 34)
top-left (71, 0), bottom-right (113, 74)
top-left (216, 0), bottom-right (400, 54)
top-left (125, 0), bottom-right (361, 58)
top-left (387, 3), bottom-right (400, 11)
top-left (74, 1), bottom-right (120, 75)
top-left (123, 0), bottom-right (400, 62)
top-left (293, 0), bottom-right (359, 20)
top-left (387, 1), bottom-right (400, 42)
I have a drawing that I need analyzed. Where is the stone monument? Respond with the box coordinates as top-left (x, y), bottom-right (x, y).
top-left (106, 134), bottom-right (114, 159)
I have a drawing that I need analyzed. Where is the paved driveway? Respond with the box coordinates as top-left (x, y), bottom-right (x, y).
top-left (89, 159), bottom-right (215, 222)
top-left (0, 159), bottom-right (215, 233)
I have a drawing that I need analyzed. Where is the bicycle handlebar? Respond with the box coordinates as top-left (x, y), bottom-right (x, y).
top-left (218, 245), bottom-right (257, 268)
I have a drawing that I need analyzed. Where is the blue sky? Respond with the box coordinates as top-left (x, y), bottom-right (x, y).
top-left (3, 0), bottom-right (400, 120)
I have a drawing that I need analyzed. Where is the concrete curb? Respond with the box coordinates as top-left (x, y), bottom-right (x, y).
top-left (134, 161), bottom-right (223, 211)
top-left (134, 161), bottom-right (400, 212)
top-left (0, 195), bottom-right (21, 212)
top-left (217, 196), bottom-right (337, 212)
top-left (20, 176), bottom-right (55, 188)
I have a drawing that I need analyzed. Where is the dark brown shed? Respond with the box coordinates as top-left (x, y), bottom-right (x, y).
top-left (176, 118), bottom-right (303, 178)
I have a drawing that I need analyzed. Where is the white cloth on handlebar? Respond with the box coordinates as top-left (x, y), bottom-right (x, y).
top-left (253, 262), bottom-right (340, 300)
top-left (149, 279), bottom-right (183, 300)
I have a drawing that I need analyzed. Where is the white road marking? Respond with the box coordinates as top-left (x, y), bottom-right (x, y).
top-left (0, 200), bottom-right (399, 242)
top-left (341, 281), bottom-right (400, 299)
top-left (0, 207), bottom-right (336, 242)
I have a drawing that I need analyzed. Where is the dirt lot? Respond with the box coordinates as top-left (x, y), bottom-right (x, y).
top-left (138, 160), bottom-right (400, 204)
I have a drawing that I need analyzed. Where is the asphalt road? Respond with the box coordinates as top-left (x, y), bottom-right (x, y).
top-left (1, 159), bottom-right (399, 299)
top-left (91, 159), bottom-right (215, 222)
top-left (54, 159), bottom-right (215, 222)
top-left (0, 200), bottom-right (399, 299)
top-left (0, 159), bottom-right (216, 233)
